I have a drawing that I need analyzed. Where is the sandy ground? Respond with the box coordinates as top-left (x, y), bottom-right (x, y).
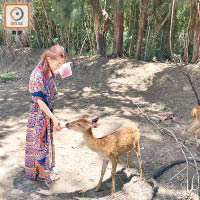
top-left (0, 48), bottom-right (200, 199)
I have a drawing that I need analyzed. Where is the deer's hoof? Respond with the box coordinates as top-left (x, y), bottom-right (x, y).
top-left (111, 193), bottom-right (115, 198)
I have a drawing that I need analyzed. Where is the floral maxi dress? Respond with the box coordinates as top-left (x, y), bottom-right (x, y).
top-left (25, 64), bottom-right (58, 183)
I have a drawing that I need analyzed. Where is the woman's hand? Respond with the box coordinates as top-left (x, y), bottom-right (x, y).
top-left (37, 100), bottom-right (64, 131)
top-left (52, 117), bottom-right (61, 131)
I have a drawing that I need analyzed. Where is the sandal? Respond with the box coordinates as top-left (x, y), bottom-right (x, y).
top-left (49, 168), bottom-right (60, 181)
top-left (51, 173), bottom-right (60, 181)
top-left (37, 176), bottom-right (46, 182)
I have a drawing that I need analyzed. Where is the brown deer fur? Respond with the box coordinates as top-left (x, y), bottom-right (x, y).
top-left (65, 117), bottom-right (142, 196)
top-left (184, 106), bottom-right (200, 147)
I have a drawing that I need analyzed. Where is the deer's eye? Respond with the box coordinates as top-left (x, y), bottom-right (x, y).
top-left (77, 123), bottom-right (81, 126)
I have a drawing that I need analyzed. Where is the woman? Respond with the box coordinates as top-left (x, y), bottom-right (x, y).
top-left (25, 45), bottom-right (66, 183)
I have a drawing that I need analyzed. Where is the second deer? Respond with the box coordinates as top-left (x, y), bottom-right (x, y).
top-left (65, 117), bottom-right (142, 196)
top-left (184, 106), bottom-right (200, 148)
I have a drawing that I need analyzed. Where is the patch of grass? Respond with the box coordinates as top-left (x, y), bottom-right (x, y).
top-left (188, 100), bottom-right (194, 104)
top-left (1, 72), bottom-right (15, 81)
top-left (77, 103), bottom-right (81, 107)
top-left (160, 102), bottom-right (167, 111)
top-left (173, 106), bottom-right (179, 113)
top-left (81, 193), bottom-right (88, 199)
top-left (167, 76), bottom-right (172, 81)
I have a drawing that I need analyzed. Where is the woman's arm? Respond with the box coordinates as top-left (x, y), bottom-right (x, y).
top-left (37, 99), bottom-right (61, 131)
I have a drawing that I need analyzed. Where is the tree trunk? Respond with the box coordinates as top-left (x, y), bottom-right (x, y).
top-left (88, 0), bottom-right (111, 56)
top-left (184, 0), bottom-right (193, 63)
top-left (135, 0), bottom-right (149, 60)
top-left (169, 0), bottom-right (175, 60)
top-left (113, 0), bottom-right (124, 57)
top-left (191, 2), bottom-right (200, 63)
top-left (93, 11), bottom-right (102, 54)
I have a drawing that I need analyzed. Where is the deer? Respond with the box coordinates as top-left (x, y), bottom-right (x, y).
top-left (184, 106), bottom-right (200, 148)
top-left (65, 117), bottom-right (142, 197)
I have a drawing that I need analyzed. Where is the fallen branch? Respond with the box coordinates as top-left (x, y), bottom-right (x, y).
top-left (152, 158), bottom-right (200, 180)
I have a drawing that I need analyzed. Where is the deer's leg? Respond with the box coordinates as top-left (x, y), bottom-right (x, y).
top-left (127, 151), bottom-right (130, 168)
top-left (110, 157), bottom-right (118, 197)
top-left (193, 129), bottom-right (199, 147)
top-left (96, 159), bottom-right (109, 191)
top-left (133, 140), bottom-right (142, 178)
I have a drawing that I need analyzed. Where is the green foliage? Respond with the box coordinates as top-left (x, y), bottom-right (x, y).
top-left (167, 76), bottom-right (172, 81)
top-left (188, 100), bottom-right (194, 105)
top-left (160, 102), bottom-right (167, 111)
top-left (0, 1), bottom-right (4, 45)
top-left (123, 0), bottom-right (140, 57)
top-left (1, 72), bottom-right (15, 81)
top-left (173, 106), bottom-right (179, 113)
top-left (0, 30), bottom-right (3, 45)
top-left (0, 0), bottom-right (196, 61)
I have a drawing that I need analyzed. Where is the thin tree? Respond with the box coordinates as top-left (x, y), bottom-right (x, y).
top-left (169, 0), bottom-right (175, 58)
top-left (135, 0), bottom-right (149, 60)
top-left (191, 1), bottom-right (200, 63)
top-left (184, 0), bottom-right (193, 63)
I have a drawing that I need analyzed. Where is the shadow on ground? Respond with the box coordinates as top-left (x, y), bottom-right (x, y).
top-left (10, 168), bottom-right (137, 200)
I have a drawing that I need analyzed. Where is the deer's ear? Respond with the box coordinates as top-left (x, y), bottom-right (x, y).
top-left (91, 123), bottom-right (101, 128)
top-left (92, 116), bottom-right (99, 123)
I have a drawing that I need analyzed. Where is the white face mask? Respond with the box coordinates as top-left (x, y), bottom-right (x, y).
top-left (55, 62), bottom-right (72, 78)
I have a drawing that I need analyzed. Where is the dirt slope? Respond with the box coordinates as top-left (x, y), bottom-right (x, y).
top-left (0, 48), bottom-right (200, 199)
